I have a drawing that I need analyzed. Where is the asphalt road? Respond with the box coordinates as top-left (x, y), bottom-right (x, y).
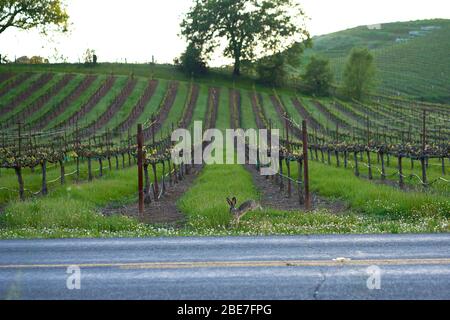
top-left (0, 234), bottom-right (449, 300)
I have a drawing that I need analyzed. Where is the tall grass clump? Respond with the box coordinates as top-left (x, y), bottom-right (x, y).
top-left (178, 164), bottom-right (258, 229)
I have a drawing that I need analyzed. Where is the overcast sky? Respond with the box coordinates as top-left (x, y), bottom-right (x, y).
top-left (1, 0), bottom-right (449, 65)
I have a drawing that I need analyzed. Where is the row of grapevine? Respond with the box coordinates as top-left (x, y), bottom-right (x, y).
top-left (78, 78), bottom-right (138, 137)
top-left (5, 74), bottom-right (75, 127)
top-left (2, 73), bottom-right (54, 115)
top-left (142, 81), bottom-right (179, 142)
top-left (0, 72), bottom-right (33, 98)
top-left (32, 75), bottom-right (98, 130)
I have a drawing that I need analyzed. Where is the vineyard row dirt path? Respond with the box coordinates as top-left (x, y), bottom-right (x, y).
top-left (103, 85), bottom-right (214, 225)
top-left (248, 91), bottom-right (348, 214)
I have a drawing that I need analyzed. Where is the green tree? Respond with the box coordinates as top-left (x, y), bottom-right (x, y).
top-left (180, 0), bottom-right (309, 76)
top-left (342, 48), bottom-right (376, 100)
top-left (256, 42), bottom-right (306, 86)
top-left (0, 0), bottom-right (68, 35)
top-left (256, 53), bottom-right (285, 86)
top-left (177, 43), bottom-right (208, 76)
top-left (83, 49), bottom-right (95, 65)
top-left (303, 56), bottom-right (333, 96)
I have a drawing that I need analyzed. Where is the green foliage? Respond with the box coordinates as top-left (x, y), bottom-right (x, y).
top-left (83, 49), bottom-right (97, 66)
top-left (256, 43), bottom-right (307, 86)
top-left (256, 53), bottom-right (286, 86)
top-left (0, 0), bottom-right (69, 34)
top-left (176, 43), bottom-right (208, 76)
top-left (302, 56), bottom-right (333, 96)
top-left (342, 48), bottom-right (376, 99)
top-left (180, 0), bottom-right (309, 76)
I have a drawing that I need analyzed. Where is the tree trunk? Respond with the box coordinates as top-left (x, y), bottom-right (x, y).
top-left (233, 57), bottom-right (241, 76)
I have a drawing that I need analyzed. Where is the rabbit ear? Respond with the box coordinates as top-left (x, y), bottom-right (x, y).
top-left (226, 198), bottom-right (232, 206)
top-left (232, 197), bottom-right (237, 206)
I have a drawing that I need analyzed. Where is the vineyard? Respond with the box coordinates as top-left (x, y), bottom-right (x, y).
top-left (0, 68), bottom-right (448, 238)
top-left (301, 19), bottom-right (450, 103)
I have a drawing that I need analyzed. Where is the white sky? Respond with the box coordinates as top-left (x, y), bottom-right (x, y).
top-left (0, 0), bottom-right (449, 66)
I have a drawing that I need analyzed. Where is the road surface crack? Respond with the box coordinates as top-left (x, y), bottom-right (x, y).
top-left (313, 269), bottom-right (327, 300)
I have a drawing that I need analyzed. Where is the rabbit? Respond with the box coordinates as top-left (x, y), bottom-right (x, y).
top-left (227, 197), bottom-right (262, 224)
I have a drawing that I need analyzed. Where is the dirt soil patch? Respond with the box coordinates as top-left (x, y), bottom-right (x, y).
top-left (102, 165), bottom-right (203, 227)
top-left (245, 165), bottom-right (348, 214)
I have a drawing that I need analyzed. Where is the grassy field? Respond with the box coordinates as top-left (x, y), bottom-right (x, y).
top-left (300, 19), bottom-right (450, 102)
top-left (1, 160), bottom-right (447, 239)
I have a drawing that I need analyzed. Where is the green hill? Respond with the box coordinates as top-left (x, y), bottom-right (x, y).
top-left (301, 19), bottom-right (450, 103)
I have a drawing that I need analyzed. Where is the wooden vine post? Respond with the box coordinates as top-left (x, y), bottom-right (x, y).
top-left (137, 124), bottom-right (144, 217)
top-left (398, 155), bottom-right (404, 189)
top-left (59, 134), bottom-right (65, 185)
top-left (16, 122), bottom-right (25, 201)
top-left (421, 110), bottom-right (428, 188)
top-left (302, 120), bottom-right (311, 210)
top-left (127, 128), bottom-right (132, 167)
top-left (366, 117), bottom-right (373, 180)
top-left (335, 124), bottom-right (340, 167)
top-left (75, 122), bottom-right (80, 182)
top-left (285, 116), bottom-right (290, 196)
top-left (88, 137), bottom-right (93, 181)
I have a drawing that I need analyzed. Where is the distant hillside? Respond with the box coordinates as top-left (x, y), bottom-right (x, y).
top-left (300, 19), bottom-right (450, 103)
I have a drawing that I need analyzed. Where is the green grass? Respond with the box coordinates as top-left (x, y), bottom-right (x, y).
top-left (177, 164), bottom-right (449, 235)
top-left (0, 166), bottom-right (139, 234)
top-left (0, 160), bottom-right (168, 238)
top-left (240, 90), bottom-right (257, 129)
top-left (306, 160), bottom-right (450, 218)
top-left (178, 165), bottom-right (259, 228)
top-left (188, 84), bottom-right (208, 129)
top-left (0, 161), bottom-right (448, 239)
top-left (215, 87), bottom-right (231, 131)
top-left (260, 93), bottom-right (283, 130)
